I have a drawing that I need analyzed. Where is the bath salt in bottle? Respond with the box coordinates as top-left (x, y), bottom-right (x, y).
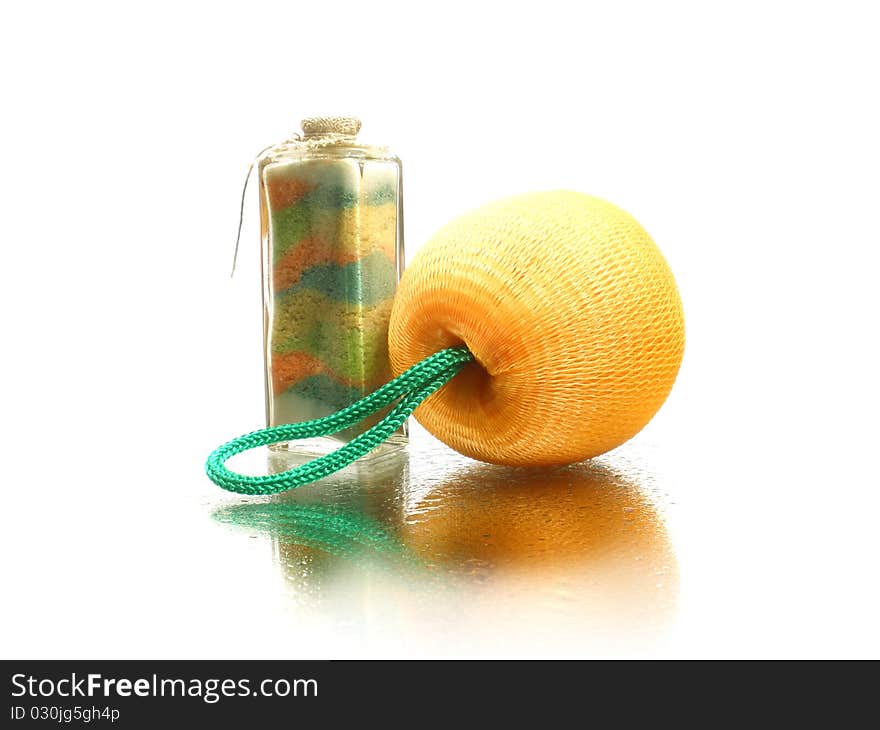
top-left (257, 116), bottom-right (406, 458)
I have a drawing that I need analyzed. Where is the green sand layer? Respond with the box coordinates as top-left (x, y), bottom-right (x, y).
top-left (276, 249), bottom-right (397, 304)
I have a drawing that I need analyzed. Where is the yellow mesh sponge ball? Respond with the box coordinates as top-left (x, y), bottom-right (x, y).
top-left (388, 190), bottom-right (684, 467)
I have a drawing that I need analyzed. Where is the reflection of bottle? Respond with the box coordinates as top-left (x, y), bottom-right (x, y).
top-left (264, 449), bottom-right (411, 596)
top-left (258, 116), bottom-right (406, 457)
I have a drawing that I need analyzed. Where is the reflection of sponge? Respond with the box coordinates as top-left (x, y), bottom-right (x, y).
top-left (389, 191), bottom-right (685, 467)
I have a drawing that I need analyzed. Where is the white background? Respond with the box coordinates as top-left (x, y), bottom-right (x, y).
top-left (1, 1), bottom-right (878, 658)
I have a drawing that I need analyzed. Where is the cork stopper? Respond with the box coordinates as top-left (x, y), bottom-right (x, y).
top-left (300, 116), bottom-right (361, 139)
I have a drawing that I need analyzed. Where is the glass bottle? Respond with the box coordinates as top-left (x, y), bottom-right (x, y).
top-left (257, 116), bottom-right (406, 458)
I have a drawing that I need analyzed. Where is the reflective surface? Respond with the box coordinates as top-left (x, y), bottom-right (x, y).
top-left (9, 392), bottom-right (880, 659)
top-left (208, 428), bottom-right (677, 657)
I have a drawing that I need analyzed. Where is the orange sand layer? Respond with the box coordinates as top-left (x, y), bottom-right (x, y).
top-left (273, 234), bottom-right (398, 291)
top-left (271, 350), bottom-right (385, 394)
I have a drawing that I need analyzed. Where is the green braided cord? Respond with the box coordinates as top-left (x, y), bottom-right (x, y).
top-left (205, 346), bottom-right (474, 495)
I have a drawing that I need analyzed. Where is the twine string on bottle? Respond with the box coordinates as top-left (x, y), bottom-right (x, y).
top-left (229, 144), bottom-right (274, 278)
top-left (205, 346), bottom-right (474, 495)
top-left (229, 116), bottom-right (370, 277)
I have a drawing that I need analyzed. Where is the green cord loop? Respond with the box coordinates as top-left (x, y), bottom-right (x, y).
top-left (205, 346), bottom-right (474, 495)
